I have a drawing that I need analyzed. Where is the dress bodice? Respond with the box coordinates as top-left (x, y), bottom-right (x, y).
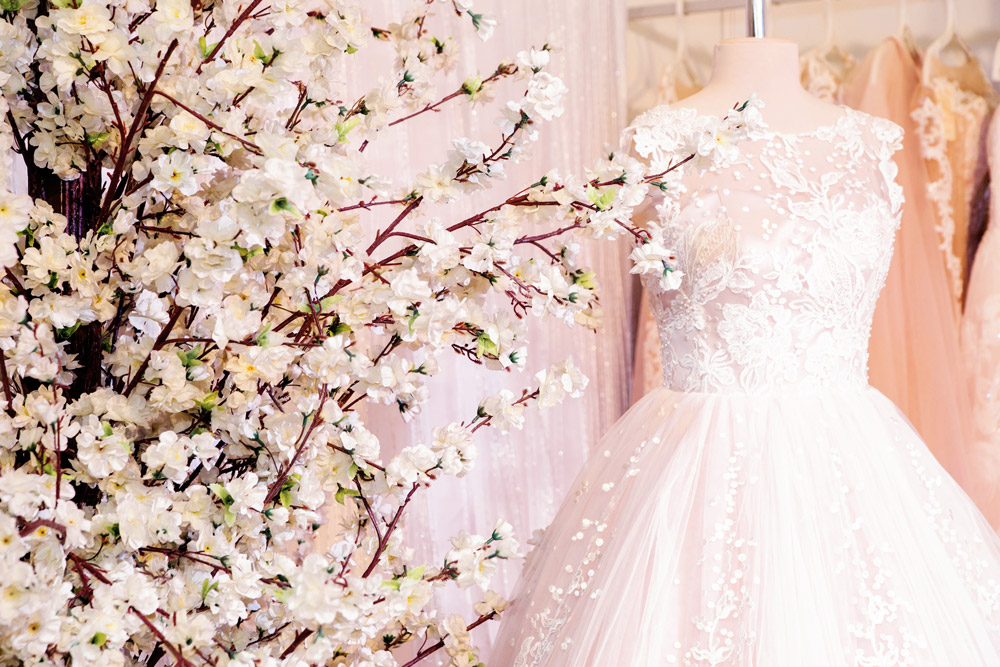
top-left (628, 106), bottom-right (904, 394)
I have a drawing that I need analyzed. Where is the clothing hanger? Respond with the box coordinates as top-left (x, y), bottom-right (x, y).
top-left (922, 0), bottom-right (997, 103)
top-left (894, 0), bottom-right (920, 61)
top-left (811, 0), bottom-right (852, 67)
top-left (924, 0), bottom-right (973, 70)
top-left (676, 0), bottom-right (686, 60)
top-left (992, 38), bottom-right (1000, 82)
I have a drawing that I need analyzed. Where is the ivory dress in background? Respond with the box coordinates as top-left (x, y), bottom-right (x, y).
top-left (840, 36), bottom-right (976, 498)
top-left (490, 104), bottom-right (1000, 667)
top-left (799, 42), bottom-right (857, 102)
top-left (912, 48), bottom-right (998, 308)
top-left (961, 110), bottom-right (1000, 531)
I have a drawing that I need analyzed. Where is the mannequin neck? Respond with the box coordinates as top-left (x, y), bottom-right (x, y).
top-left (706, 38), bottom-right (804, 103)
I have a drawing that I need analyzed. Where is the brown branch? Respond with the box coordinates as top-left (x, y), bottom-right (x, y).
top-left (0, 350), bottom-right (13, 415)
top-left (19, 518), bottom-right (67, 540)
top-left (365, 197), bottom-right (423, 255)
top-left (98, 39), bottom-right (178, 229)
top-left (198, 0), bottom-right (265, 73)
top-left (130, 607), bottom-right (197, 667)
top-left (152, 90), bottom-right (262, 154)
top-left (279, 629), bottom-right (313, 658)
top-left (362, 483), bottom-right (418, 578)
top-left (388, 65), bottom-right (514, 128)
top-left (123, 304), bottom-right (184, 397)
top-left (399, 611), bottom-right (498, 667)
top-left (263, 390), bottom-right (328, 505)
top-left (336, 198), bottom-right (410, 213)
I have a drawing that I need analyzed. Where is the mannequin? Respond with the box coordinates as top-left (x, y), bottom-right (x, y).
top-left (675, 38), bottom-right (844, 133)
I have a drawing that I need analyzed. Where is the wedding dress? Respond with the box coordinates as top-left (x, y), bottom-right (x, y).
top-left (489, 105), bottom-right (1000, 666)
top-left (961, 110), bottom-right (1000, 531)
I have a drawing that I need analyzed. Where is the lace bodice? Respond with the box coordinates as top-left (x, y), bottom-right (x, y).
top-left (628, 106), bottom-right (904, 395)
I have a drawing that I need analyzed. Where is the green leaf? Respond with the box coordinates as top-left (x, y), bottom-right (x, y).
top-left (233, 243), bottom-right (263, 262)
top-left (200, 578), bottom-right (220, 602)
top-left (90, 632), bottom-right (107, 646)
top-left (252, 41), bottom-right (279, 66)
top-left (269, 198), bottom-right (303, 219)
top-left (475, 332), bottom-right (498, 358)
top-left (586, 184), bottom-right (616, 211)
top-left (406, 565), bottom-right (426, 580)
top-left (334, 485), bottom-right (361, 505)
top-left (278, 477), bottom-right (296, 509)
top-left (86, 132), bottom-right (110, 148)
top-left (194, 391), bottom-right (219, 412)
top-left (467, 10), bottom-right (486, 30)
top-left (334, 117), bottom-right (360, 144)
top-left (462, 76), bottom-right (483, 96)
top-left (572, 271), bottom-right (596, 289)
top-left (56, 321), bottom-right (81, 340)
top-left (254, 324), bottom-right (273, 346)
top-left (198, 37), bottom-right (218, 58)
top-left (407, 305), bottom-right (419, 334)
top-left (176, 346), bottom-right (203, 368)
top-left (0, 0), bottom-right (31, 12)
top-left (210, 483), bottom-right (233, 506)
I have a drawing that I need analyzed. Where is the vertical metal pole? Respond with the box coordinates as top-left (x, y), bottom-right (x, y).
top-left (746, 0), bottom-right (766, 37)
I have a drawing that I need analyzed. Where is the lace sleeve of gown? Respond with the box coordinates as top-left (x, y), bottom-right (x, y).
top-left (621, 106), bottom-right (692, 402)
top-left (869, 116), bottom-right (906, 218)
top-left (622, 106), bottom-right (699, 172)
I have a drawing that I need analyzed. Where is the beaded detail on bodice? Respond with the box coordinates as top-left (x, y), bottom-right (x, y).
top-left (628, 106), bottom-right (904, 395)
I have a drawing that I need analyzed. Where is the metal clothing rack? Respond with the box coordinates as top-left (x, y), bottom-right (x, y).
top-left (628, 0), bottom-right (811, 28)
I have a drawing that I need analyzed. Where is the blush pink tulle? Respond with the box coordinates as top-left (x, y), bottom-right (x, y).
top-left (491, 387), bottom-right (1000, 665)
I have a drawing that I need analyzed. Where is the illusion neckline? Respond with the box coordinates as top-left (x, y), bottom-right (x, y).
top-left (664, 103), bottom-right (855, 140)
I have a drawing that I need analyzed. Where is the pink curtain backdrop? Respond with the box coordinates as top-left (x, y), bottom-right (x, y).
top-left (325, 1), bottom-right (636, 660)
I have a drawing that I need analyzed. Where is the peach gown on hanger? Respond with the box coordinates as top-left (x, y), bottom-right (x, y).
top-left (839, 36), bottom-right (977, 500)
top-left (911, 48), bottom-right (998, 309)
top-left (961, 110), bottom-right (1000, 530)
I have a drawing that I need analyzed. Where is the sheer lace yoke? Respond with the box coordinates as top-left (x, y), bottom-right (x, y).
top-left (629, 106), bottom-right (904, 395)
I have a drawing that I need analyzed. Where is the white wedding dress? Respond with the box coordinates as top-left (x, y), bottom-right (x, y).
top-left (488, 105), bottom-right (1000, 666)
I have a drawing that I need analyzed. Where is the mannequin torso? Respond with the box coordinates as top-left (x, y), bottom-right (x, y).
top-left (673, 38), bottom-right (844, 133)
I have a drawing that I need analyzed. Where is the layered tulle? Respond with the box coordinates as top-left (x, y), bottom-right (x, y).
top-left (491, 386), bottom-right (1000, 666)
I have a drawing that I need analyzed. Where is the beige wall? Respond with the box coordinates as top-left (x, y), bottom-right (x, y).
top-left (626, 0), bottom-right (1000, 118)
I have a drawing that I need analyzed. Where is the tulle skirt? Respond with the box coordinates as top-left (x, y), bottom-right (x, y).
top-left (491, 385), bottom-right (1000, 666)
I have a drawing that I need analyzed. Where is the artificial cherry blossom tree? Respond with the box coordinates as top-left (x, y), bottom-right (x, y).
top-left (0, 0), bottom-right (760, 663)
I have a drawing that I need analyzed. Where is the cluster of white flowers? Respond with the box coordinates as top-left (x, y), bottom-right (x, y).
top-left (0, 0), bottom-right (760, 661)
